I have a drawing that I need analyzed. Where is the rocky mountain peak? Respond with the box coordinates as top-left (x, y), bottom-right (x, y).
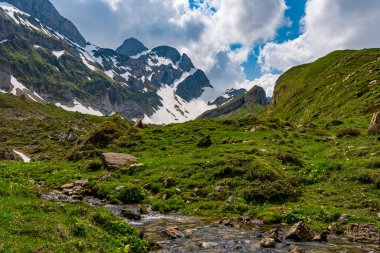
top-left (3, 0), bottom-right (86, 46)
top-left (115, 37), bottom-right (148, 57)
top-left (151, 46), bottom-right (181, 64)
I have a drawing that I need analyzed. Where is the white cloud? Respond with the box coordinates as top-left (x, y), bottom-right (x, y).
top-left (51, 0), bottom-right (287, 92)
top-left (259, 0), bottom-right (380, 72)
top-left (237, 73), bottom-right (280, 97)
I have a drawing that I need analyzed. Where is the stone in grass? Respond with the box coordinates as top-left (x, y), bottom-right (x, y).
top-left (197, 135), bottom-right (212, 148)
top-left (368, 113), bottom-right (380, 135)
top-left (284, 221), bottom-right (314, 241)
top-left (101, 153), bottom-right (138, 169)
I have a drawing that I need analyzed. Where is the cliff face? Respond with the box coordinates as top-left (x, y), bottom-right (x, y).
top-left (200, 86), bottom-right (269, 119)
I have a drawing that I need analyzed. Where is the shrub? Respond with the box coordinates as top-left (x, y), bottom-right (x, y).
top-left (243, 179), bottom-right (299, 203)
top-left (337, 127), bottom-right (361, 138)
top-left (126, 235), bottom-right (148, 253)
top-left (82, 159), bottom-right (103, 171)
top-left (117, 185), bottom-right (145, 204)
top-left (72, 222), bottom-right (86, 237)
top-left (276, 150), bottom-right (303, 166)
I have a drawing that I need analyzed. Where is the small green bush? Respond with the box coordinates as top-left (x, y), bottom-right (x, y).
top-left (117, 185), bottom-right (145, 204)
top-left (72, 222), bottom-right (86, 237)
top-left (337, 127), bottom-right (361, 138)
top-left (243, 179), bottom-right (299, 203)
top-left (82, 159), bottom-right (103, 171)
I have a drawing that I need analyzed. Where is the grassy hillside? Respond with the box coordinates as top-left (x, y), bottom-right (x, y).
top-left (271, 49), bottom-right (380, 124)
top-left (1, 46), bottom-right (380, 251)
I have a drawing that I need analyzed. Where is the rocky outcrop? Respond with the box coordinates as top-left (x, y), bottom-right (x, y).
top-left (175, 69), bottom-right (212, 102)
top-left (344, 224), bottom-right (380, 244)
top-left (4, 0), bottom-right (86, 46)
top-left (209, 88), bottom-right (246, 107)
top-left (101, 153), bottom-right (138, 169)
top-left (200, 85), bottom-right (268, 119)
top-left (116, 37), bottom-right (148, 57)
top-left (368, 113), bottom-right (380, 135)
top-left (284, 222), bottom-right (314, 241)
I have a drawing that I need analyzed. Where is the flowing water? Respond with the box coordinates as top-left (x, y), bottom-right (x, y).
top-left (43, 192), bottom-right (380, 252)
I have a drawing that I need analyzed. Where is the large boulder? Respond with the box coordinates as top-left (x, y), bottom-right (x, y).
top-left (101, 153), bottom-right (138, 169)
top-left (368, 113), bottom-right (380, 135)
top-left (344, 224), bottom-right (380, 244)
top-left (284, 221), bottom-right (314, 241)
top-left (163, 227), bottom-right (184, 239)
top-left (120, 209), bottom-right (142, 220)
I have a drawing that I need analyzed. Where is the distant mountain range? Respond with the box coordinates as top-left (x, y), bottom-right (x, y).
top-left (0, 0), bottom-right (248, 124)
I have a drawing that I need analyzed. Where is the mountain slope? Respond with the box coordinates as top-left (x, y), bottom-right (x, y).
top-left (3, 0), bottom-right (86, 46)
top-left (200, 85), bottom-right (269, 119)
top-left (271, 49), bottom-right (380, 123)
top-left (0, 0), bottom-right (220, 124)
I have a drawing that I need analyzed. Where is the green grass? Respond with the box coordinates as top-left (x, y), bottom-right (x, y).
top-left (0, 48), bottom-right (380, 251)
top-left (0, 162), bottom-right (148, 253)
top-left (271, 49), bottom-right (380, 124)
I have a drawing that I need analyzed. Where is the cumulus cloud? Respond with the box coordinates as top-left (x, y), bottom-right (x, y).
top-left (51, 0), bottom-right (287, 92)
top-left (259, 0), bottom-right (380, 72)
top-left (237, 73), bottom-right (280, 97)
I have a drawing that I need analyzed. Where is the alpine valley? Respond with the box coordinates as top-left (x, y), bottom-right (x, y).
top-left (0, 0), bottom-right (247, 124)
top-left (0, 0), bottom-right (380, 253)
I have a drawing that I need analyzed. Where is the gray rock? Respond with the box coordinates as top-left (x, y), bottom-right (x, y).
top-left (312, 231), bottom-right (329, 242)
top-left (344, 223), bottom-right (380, 244)
top-left (284, 221), bottom-right (314, 241)
top-left (338, 214), bottom-right (349, 224)
top-left (163, 227), bottom-right (184, 239)
top-left (328, 223), bottom-right (345, 235)
top-left (199, 242), bottom-right (218, 249)
top-left (101, 153), bottom-right (138, 169)
top-left (368, 113), bottom-right (380, 135)
top-left (288, 246), bottom-right (305, 253)
top-left (260, 237), bottom-right (276, 248)
top-left (120, 209), bottom-right (142, 220)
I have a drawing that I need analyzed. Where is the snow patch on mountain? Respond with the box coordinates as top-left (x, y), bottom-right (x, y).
top-left (55, 99), bottom-right (103, 116)
top-left (143, 85), bottom-right (216, 124)
top-left (9, 75), bottom-right (45, 102)
top-left (130, 50), bottom-right (149, 59)
top-left (52, 50), bottom-right (65, 58)
top-left (0, 39), bottom-right (8, 43)
top-left (80, 54), bottom-right (97, 71)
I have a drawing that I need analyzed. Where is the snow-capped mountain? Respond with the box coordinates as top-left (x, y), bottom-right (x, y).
top-left (0, 0), bottom-right (238, 124)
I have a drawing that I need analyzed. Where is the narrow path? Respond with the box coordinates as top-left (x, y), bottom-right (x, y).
top-left (13, 150), bottom-right (31, 163)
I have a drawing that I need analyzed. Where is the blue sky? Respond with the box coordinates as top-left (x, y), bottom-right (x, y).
top-left (51, 0), bottom-right (380, 95)
top-left (243, 0), bottom-right (307, 80)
